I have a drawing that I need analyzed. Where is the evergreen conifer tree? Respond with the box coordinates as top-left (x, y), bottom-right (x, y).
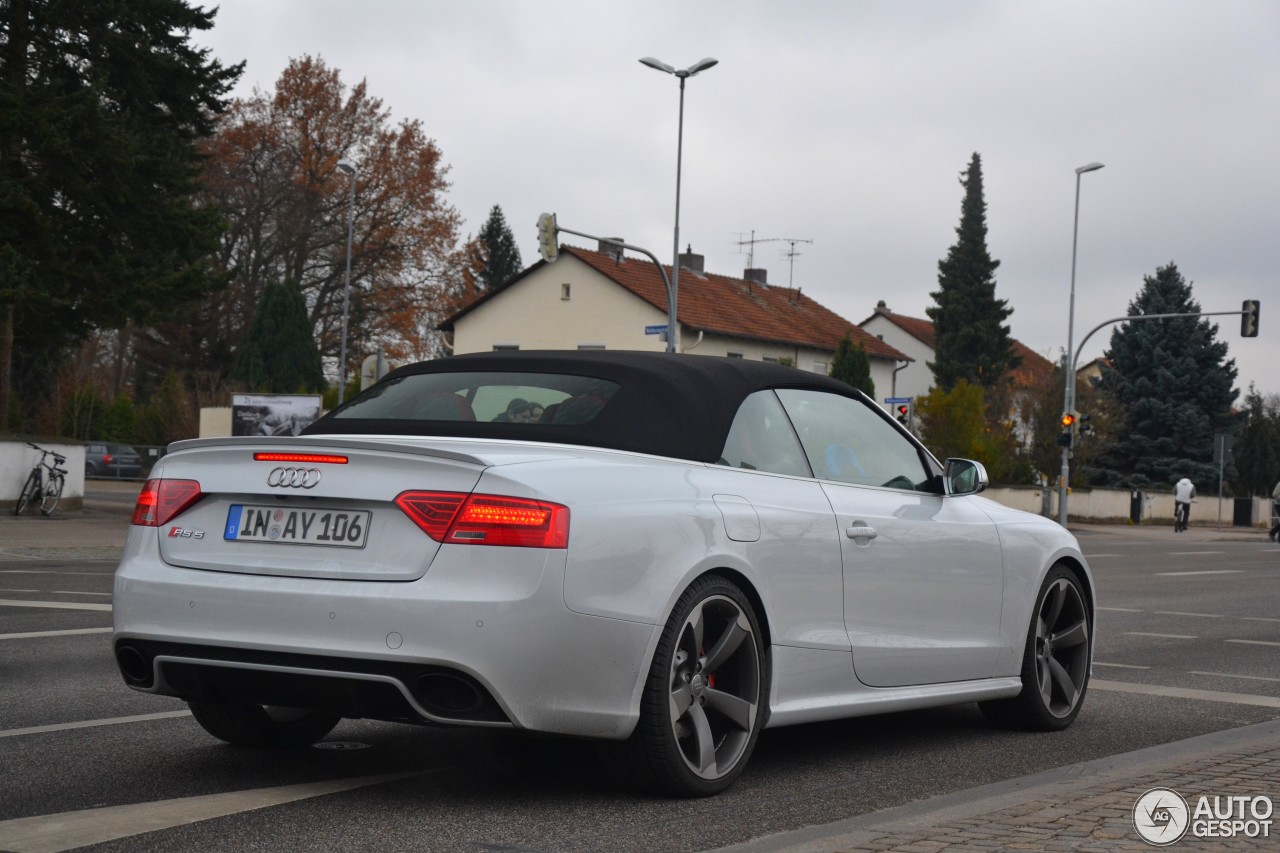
top-left (477, 205), bottom-right (523, 291)
top-left (829, 333), bottom-right (875, 397)
top-left (1094, 262), bottom-right (1238, 489)
top-left (1228, 386), bottom-right (1278, 496)
top-left (926, 153), bottom-right (1019, 390)
top-left (232, 281), bottom-right (325, 393)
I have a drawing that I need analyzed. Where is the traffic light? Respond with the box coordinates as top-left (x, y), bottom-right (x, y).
top-left (896, 404), bottom-right (909, 425)
top-left (1241, 299), bottom-right (1260, 338)
top-left (1058, 412), bottom-right (1076, 448)
top-left (1079, 414), bottom-right (1093, 434)
top-left (536, 212), bottom-right (559, 263)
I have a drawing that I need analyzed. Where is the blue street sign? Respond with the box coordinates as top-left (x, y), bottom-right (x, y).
top-left (644, 324), bottom-right (669, 335)
top-left (884, 396), bottom-right (912, 404)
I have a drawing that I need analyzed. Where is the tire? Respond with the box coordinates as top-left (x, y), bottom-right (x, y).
top-left (188, 701), bottom-right (340, 748)
top-left (611, 575), bottom-right (768, 797)
top-left (1269, 525), bottom-right (1279, 543)
top-left (980, 565), bottom-right (1092, 731)
top-left (39, 472), bottom-right (64, 516)
top-left (14, 470), bottom-right (39, 516)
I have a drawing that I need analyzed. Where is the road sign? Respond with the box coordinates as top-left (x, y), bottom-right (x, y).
top-left (644, 324), bottom-right (669, 335)
top-left (883, 397), bottom-right (912, 405)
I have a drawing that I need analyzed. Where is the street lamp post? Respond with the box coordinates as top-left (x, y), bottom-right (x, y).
top-left (336, 158), bottom-right (357, 404)
top-left (1059, 161), bottom-right (1104, 525)
top-left (639, 56), bottom-right (718, 354)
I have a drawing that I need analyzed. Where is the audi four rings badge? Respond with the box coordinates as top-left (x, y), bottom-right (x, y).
top-left (267, 467), bottom-right (322, 488)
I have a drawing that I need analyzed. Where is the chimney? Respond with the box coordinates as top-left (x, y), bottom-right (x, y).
top-left (598, 238), bottom-right (624, 262)
top-left (744, 268), bottom-right (768, 285)
top-left (678, 244), bottom-right (704, 275)
top-left (875, 300), bottom-right (891, 314)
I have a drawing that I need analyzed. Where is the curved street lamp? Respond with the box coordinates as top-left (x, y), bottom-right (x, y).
top-left (336, 158), bottom-right (357, 404)
top-left (639, 56), bottom-right (718, 353)
top-left (1059, 161), bottom-right (1104, 525)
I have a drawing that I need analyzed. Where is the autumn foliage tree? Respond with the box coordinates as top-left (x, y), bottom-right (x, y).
top-left (196, 55), bottom-right (463, 386)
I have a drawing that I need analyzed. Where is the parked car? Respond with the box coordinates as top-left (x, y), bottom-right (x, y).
top-left (85, 442), bottom-right (143, 478)
top-left (112, 351), bottom-right (1094, 796)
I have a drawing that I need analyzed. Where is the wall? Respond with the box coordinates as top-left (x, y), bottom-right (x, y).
top-left (985, 485), bottom-right (1270, 527)
top-left (859, 314), bottom-right (934, 399)
top-left (0, 441), bottom-right (85, 506)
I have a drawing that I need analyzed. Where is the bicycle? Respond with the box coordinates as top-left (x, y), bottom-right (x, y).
top-left (14, 442), bottom-right (68, 516)
top-left (1174, 500), bottom-right (1191, 533)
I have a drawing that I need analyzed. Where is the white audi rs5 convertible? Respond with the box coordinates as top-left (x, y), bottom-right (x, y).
top-left (113, 351), bottom-right (1094, 796)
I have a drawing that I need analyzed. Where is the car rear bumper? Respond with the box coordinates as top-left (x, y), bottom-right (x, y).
top-left (112, 529), bottom-right (657, 740)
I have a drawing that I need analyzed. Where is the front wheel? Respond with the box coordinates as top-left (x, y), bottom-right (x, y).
top-left (39, 472), bottom-right (64, 516)
top-left (612, 575), bottom-right (768, 797)
top-left (188, 701), bottom-right (340, 748)
top-left (14, 470), bottom-right (39, 515)
top-left (980, 565), bottom-right (1092, 731)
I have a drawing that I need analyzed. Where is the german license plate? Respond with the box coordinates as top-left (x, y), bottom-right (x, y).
top-left (224, 505), bottom-right (370, 548)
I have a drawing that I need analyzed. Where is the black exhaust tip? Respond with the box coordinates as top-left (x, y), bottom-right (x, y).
top-left (115, 645), bottom-right (152, 686)
top-left (414, 672), bottom-right (484, 716)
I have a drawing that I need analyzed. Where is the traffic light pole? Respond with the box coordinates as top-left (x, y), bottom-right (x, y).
top-left (1057, 304), bottom-right (1257, 526)
top-left (538, 218), bottom-right (676, 353)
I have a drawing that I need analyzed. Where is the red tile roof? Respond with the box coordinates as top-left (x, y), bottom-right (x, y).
top-left (863, 308), bottom-right (1054, 389)
top-left (563, 246), bottom-right (909, 361)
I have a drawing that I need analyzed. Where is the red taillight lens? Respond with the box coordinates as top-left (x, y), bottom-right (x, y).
top-left (395, 491), bottom-right (569, 549)
top-left (102, 453), bottom-right (113, 464)
top-left (131, 479), bottom-right (204, 527)
top-left (254, 453), bottom-right (348, 464)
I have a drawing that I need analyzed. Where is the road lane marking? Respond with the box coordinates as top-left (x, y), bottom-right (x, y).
top-left (1083, 553), bottom-right (1122, 558)
top-left (0, 711), bottom-right (191, 739)
top-left (1242, 616), bottom-right (1280, 623)
top-left (0, 588), bottom-right (39, 593)
top-left (1124, 632), bottom-right (1198, 639)
top-left (1167, 551), bottom-right (1226, 555)
top-left (1154, 611), bottom-right (1222, 618)
top-left (1190, 671), bottom-right (1280, 684)
top-left (1098, 607), bottom-right (1143, 612)
top-left (0, 628), bottom-right (112, 641)
top-left (1225, 639), bottom-right (1280, 647)
top-left (0, 772), bottom-right (422, 853)
top-left (1094, 662), bottom-right (1150, 669)
top-left (50, 590), bottom-right (112, 597)
top-left (1091, 679), bottom-right (1280, 709)
top-left (0, 570), bottom-right (114, 575)
top-left (0, 598), bottom-right (111, 612)
top-left (1154, 570), bottom-right (1244, 576)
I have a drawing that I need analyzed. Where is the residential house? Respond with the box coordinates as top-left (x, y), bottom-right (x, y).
top-left (441, 244), bottom-right (911, 396)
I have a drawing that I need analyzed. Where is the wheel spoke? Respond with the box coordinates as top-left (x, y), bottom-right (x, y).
top-left (1038, 657), bottom-right (1053, 706)
top-left (1042, 579), bottom-right (1066, 628)
top-left (1052, 618), bottom-right (1089, 649)
top-left (1048, 657), bottom-right (1080, 711)
top-left (687, 602), bottom-right (706, 657)
top-left (687, 702), bottom-right (717, 776)
top-left (702, 614), bottom-right (748, 674)
top-left (670, 681), bottom-right (694, 721)
top-left (703, 687), bottom-right (754, 731)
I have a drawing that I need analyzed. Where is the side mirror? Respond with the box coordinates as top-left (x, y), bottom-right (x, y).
top-left (944, 458), bottom-right (989, 496)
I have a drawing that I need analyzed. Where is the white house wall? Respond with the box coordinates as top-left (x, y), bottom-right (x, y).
top-left (452, 256), bottom-right (669, 354)
top-left (860, 315), bottom-right (935, 401)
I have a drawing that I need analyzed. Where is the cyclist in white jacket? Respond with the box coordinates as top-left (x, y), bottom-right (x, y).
top-left (1174, 477), bottom-right (1196, 532)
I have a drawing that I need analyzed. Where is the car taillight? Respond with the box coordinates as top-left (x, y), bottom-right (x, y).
top-left (132, 479), bottom-right (204, 527)
top-left (395, 491), bottom-right (569, 549)
top-left (102, 453), bottom-right (113, 464)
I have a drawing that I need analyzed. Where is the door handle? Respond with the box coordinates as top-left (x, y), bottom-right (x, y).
top-left (846, 525), bottom-right (878, 541)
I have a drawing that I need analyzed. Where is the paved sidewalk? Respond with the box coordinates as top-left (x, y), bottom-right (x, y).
top-left (718, 721), bottom-right (1280, 852)
top-left (0, 479), bottom-right (133, 559)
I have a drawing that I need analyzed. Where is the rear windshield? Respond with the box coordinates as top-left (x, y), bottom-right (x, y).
top-left (329, 371), bottom-right (620, 426)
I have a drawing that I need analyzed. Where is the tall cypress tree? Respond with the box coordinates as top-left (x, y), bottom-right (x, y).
top-left (231, 281), bottom-right (324, 393)
top-left (477, 204), bottom-right (523, 291)
top-left (1093, 262), bottom-right (1238, 489)
top-left (926, 153), bottom-right (1019, 391)
top-left (829, 333), bottom-right (875, 397)
top-left (1231, 386), bottom-right (1279, 496)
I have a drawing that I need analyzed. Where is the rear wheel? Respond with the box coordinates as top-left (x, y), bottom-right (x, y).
top-left (980, 565), bottom-right (1091, 731)
top-left (612, 575), bottom-right (767, 797)
top-left (39, 472), bottom-right (64, 516)
top-left (188, 701), bottom-right (340, 748)
top-left (14, 470), bottom-right (38, 515)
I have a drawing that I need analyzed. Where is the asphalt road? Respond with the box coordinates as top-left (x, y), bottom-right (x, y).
top-left (0, 495), bottom-right (1277, 852)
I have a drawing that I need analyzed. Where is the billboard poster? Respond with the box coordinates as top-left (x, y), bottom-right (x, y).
top-left (231, 394), bottom-right (323, 437)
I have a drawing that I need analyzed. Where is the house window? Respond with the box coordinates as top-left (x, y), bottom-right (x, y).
top-left (493, 344), bottom-right (519, 351)
top-left (812, 361), bottom-right (828, 375)
top-left (561, 283), bottom-right (571, 300)
top-left (727, 351), bottom-right (744, 359)
top-left (577, 344), bottom-right (605, 350)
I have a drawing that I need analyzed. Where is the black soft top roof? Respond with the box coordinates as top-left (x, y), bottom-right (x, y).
top-left (304, 350), bottom-right (863, 462)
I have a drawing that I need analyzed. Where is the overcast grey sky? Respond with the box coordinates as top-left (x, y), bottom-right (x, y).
top-left (197, 0), bottom-right (1279, 397)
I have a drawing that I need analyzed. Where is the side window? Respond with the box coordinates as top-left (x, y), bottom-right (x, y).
top-left (717, 391), bottom-right (811, 477)
top-left (776, 389), bottom-right (930, 491)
